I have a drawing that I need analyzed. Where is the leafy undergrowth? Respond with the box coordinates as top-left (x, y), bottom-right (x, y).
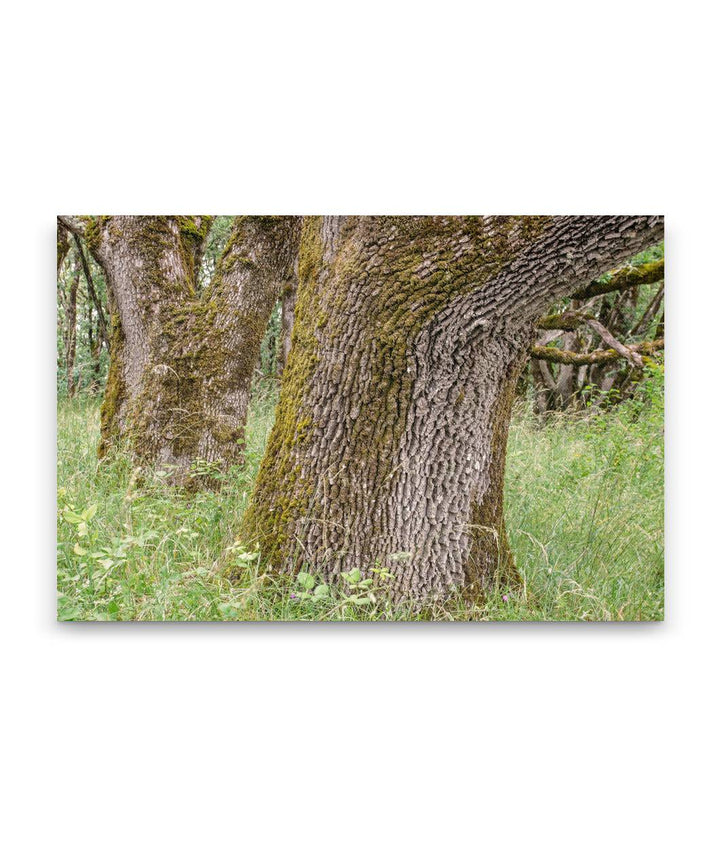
top-left (57, 372), bottom-right (664, 622)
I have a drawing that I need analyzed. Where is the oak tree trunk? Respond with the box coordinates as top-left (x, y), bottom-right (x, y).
top-left (241, 215), bottom-right (663, 599)
top-left (83, 215), bottom-right (300, 482)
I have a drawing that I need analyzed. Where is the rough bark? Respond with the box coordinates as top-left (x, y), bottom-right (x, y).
top-left (83, 216), bottom-right (210, 458)
top-left (77, 215), bottom-right (300, 481)
top-left (241, 215), bottom-right (663, 600)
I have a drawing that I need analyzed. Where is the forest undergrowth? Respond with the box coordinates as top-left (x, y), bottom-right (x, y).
top-left (57, 370), bottom-right (664, 622)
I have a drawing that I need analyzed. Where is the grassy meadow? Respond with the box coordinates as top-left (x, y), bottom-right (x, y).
top-left (57, 371), bottom-right (664, 621)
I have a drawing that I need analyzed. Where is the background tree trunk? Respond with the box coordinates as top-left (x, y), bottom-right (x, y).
top-left (241, 215), bottom-right (663, 599)
top-left (276, 262), bottom-right (297, 376)
top-left (57, 224), bottom-right (70, 276)
top-left (64, 259), bottom-right (79, 397)
top-left (82, 215), bottom-right (300, 481)
top-left (57, 247), bottom-right (80, 398)
top-left (84, 216), bottom-right (209, 458)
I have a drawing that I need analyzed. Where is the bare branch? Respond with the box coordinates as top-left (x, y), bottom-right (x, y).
top-left (72, 234), bottom-right (109, 348)
top-left (631, 284), bottom-right (665, 337)
top-left (583, 317), bottom-right (644, 368)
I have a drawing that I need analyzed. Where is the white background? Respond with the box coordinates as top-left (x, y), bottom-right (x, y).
top-left (2, 1), bottom-right (718, 853)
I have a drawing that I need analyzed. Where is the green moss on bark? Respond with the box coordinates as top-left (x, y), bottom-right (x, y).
top-left (240, 216), bottom-right (552, 570)
top-left (98, 311), bottom-right (125, 458)
top-left (240, 218), bottom-right (324, 560)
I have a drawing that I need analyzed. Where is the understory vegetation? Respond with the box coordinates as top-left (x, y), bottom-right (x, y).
top-left (57, 369), bottom-right (664, 622)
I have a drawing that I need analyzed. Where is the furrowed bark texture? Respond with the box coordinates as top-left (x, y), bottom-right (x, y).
top-left (87, 215), bottom-right (300, 480)
top-left (242, 215), bottom-right (664, 599)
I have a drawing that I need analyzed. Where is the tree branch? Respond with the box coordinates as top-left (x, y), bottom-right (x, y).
top-left (531, 338), bottom-right (664, 367)
top-left (72, 233), bottom-right (109, 348)
top-left (537, 311), bottom-right (584, 331)
top-left (57, 216), bottom-right (88, 240)
top-left (537, 310), bottom-right (649, 367)
top-left (631, 284), bottom-right (665, 337)
top-left (572, 258), bottom-right (664, 300)
top-left (583, 317), bottom-right (644, 368)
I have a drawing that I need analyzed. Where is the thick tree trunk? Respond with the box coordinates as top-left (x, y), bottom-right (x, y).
top-left (241, 215), bottom-right (663, 599)
top-left (84, 215), bottom-right (300, 481)
top-left (85, 216), bottom-right (210, 458)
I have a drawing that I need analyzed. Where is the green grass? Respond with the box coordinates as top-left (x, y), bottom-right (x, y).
top-left (57, 372), bottom-right (664, 621)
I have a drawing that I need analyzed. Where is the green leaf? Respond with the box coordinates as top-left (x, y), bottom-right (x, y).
top-left (313, 584), bottom-right (330, 599)
top-left (63, 509), bottom-right (84, 525)
top-left (297, 571), bottom-right (315, 590)
top-left (231, 550), bottom-right (259, 568)
top-left (343, 568), bottom-right (361, 584)
top-left (82, 503), bottom-right (98, 522)
top-left (73, 543), bottom-right (87, 556)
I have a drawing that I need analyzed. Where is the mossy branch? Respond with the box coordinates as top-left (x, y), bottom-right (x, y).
top-left (572, 258), bottom-right (664, 300)
top-left (531, 338), bottom-right (664, 367)
top-left (537, 311), bottom-right (586, 331)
